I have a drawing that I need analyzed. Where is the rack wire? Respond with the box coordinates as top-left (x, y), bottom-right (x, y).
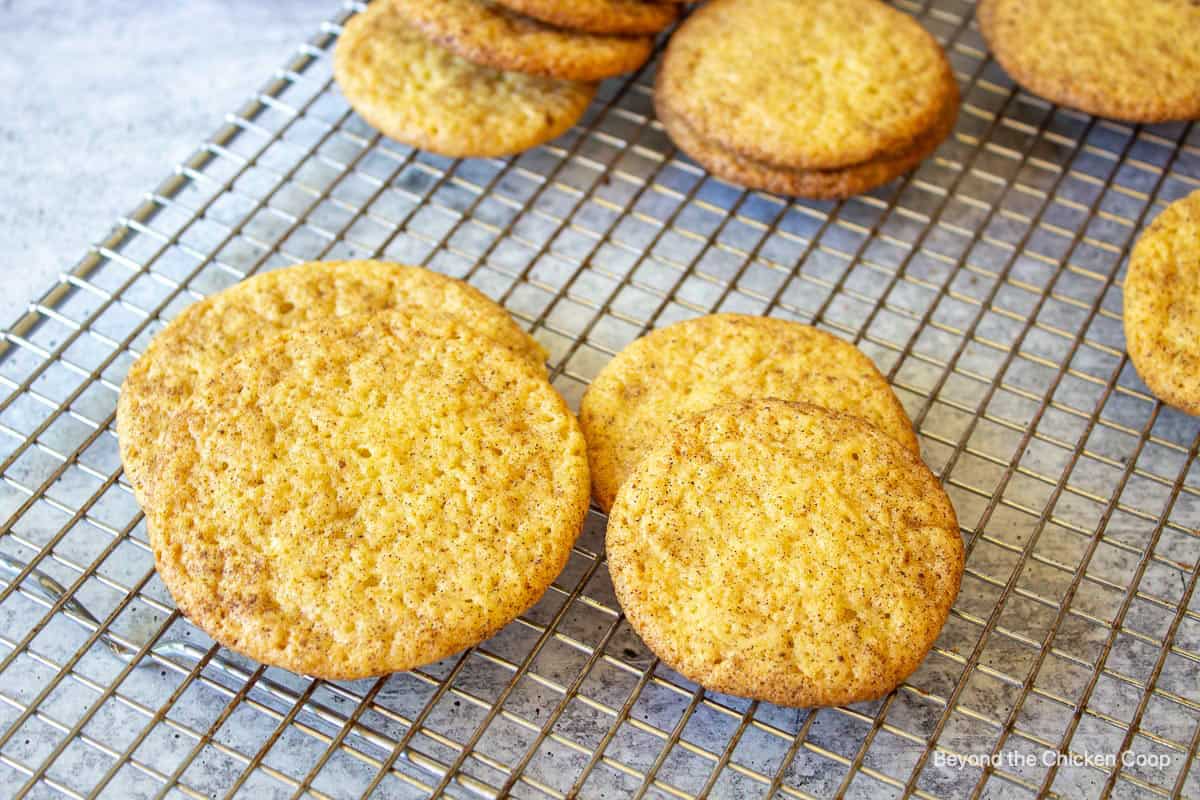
top-left (1, 0), bottom-right (1198, 797)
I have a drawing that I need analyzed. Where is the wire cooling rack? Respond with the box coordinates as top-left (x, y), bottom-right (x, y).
top-left (1, 1), bottom-right (1199, 798)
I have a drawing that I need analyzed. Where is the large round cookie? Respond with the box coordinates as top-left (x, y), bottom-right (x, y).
top-left (146, 311), bottom-right (590, 680)
top-left (393, 0), bottom-right (653, 82)
top-left (606, 399), bottom-right (962, 707)
top-left (334, 1), bottom-right (595, 157)
top-left (659, 97), bottom-right (957, 199)
top-left (655, 0), bottom-right (957, 170)
top-left (580, 314), bottom-right (918, 510)
top-left (492, 0), bottom-right (679, 35)
top-left (978, 0), bottom-right (1200, 123)
top-left (118, 260), bottom-right (545, 505)
top-left (1124, 189), bottom-right (1200, 415)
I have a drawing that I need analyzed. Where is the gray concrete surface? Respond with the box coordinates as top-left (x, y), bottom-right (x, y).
top-left (0, 0), bottom-right (335, 330)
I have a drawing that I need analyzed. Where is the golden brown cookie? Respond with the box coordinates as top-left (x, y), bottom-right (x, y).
top-left (334, 1), bottom-right (595, 157)
top-left (1124, 189), bottom-right (1200, 415)
top-left (393, 0), bottom-right (653, 82)
top-left (658, 96), bottom-right (958, 199)
top-left (580, 314), bottom-right (919, 511)
top-left (657, 0), bottom-right (955, 172)
top-left (655, 0), bottom-right (958, 171)
top-left (491, 0), bottom-right (679, 35)
top-left (146, 311), bottom-right (590, 680)
top-left (607, 399), bottom-right (962, 708)
top-left (978, 0), bottom-right (1200, 123)
top-left (118, 260), bottom-right (545, 505)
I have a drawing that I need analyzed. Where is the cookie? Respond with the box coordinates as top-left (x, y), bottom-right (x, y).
top-left (659, 96), bottom-right (957, 199)
top-left (334, 1), bottom-right (595, 157)
top-left (606, 399), bottom-right (962, 707)
top-left (580, 314), bottom-right (918, 511)
top-left (118, 260), bottom-right (545, 505)
top-left (491, 0), bottom-right (679, 35)
top-left (393, 0), bottom-right (653, 82)
top-left (978, 0), bottom-right (1200, 123)
top-left (1124, 189), bottom-right (1200, 415)
top-left (655, 0), bottom-right (958, 171)
top-left (146, 311), bottom-right (590, 680)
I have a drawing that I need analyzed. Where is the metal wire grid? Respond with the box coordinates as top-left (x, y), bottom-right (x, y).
top-left (0, 0), bottom-right (1198, 797)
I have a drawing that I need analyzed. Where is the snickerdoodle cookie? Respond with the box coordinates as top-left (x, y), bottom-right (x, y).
top-left (606, 399), bottom-right (961, 707)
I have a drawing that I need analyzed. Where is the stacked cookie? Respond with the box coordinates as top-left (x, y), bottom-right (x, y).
top-left (581, 315), bottom-right (963, 707)
top-left (978, 0), bottom-right (1200, 123)
top-left (655, 0), bottom-right (959, 199)
top-left (333, 0), bottom-right (677, 158)
top-left (118, 261), bottom-right (591, 679)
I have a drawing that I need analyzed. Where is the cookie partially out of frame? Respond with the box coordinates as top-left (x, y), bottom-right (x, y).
top-left (978, 0), bottom-right (1200, 123)
top-left (1124, 189), bottom-right (1200, 415)
top-left (146, 311), bottom-right (590, 680)
top-left (655, 0), bottom-right (958, 171)
top-left (393, 0), bottom-right (653, 82)
top-left (606, 399), bottom-right (962, 708)
top-left (580, 314), bottom-right (919, 511)
top-left (117, 260), bottom-right (545, 505)
top-left (492, 0), bottom-right (680, 35)
top-left (658, 98), bottom-right (957, 199)
top-left (334, 1), bottom-right (594, 157)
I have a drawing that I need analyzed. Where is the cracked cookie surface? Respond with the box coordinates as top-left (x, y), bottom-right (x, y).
top-left (118, 260), bottom-right (546, 506)
top-left (606, 399), bottom-right (962, 707)
top-left (146, 311), bottom-right (589, 679)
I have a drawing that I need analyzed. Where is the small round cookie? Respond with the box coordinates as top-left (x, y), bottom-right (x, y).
top-left (659, 97), bottom-right (958, 199)
top-left (1124, 189), bottom-right (1200, 415)
top-left (657, 0), bottom-right (955, 172)
top-left (492, 0), bottom-right (680, 36)
top-left (118, 260), bottom-right (545, 505)
top-left (146, 311), bottom-right (590, 680)
top-left (580, 314), bottom-right (918, 511)
top-left (978, 0), bottom-right (1200, 123)
top-left (606, 399), bottom-right (962, 707)
top-left (334, 1), bottom-right (595, 157)
top-left (393, 0), bottom-right (653, 82)
top-left (656, 0), bottom-right (958, 170)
